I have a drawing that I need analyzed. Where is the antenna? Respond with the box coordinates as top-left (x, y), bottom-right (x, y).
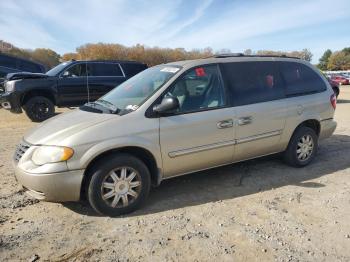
top-left (86, 61), bottom-right (90, 103)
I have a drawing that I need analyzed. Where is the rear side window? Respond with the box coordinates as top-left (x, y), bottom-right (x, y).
top-left (279, 62), bottom-right (327, 96)
top-left (221, 61), bottom-right (285, 106)
top-left (90, 63), bottom-right (123, 77)
top-left (122, 63), bottom-right (147, 77)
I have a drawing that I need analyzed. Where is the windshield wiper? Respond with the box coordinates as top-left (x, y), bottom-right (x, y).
top-left (92, 100), bottom-right (120, 114)
top-left (96, 99), bottom-right (116, 107)
top-left (80, 102), bottom-right (103, 113)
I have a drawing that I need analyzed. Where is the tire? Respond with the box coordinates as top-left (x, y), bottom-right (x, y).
top-left (333, 87), bottom-right (340, 98)
top-left (23, 96), bottom-right (55, 122)
top-left (283, 126), bottom-right (318, 167)
top-left (87, 154), bottom-right (151, 216)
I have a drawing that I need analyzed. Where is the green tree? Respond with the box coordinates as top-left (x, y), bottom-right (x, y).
top-left (318, 49), bottom-right (332, 70)
top-left (342, 47), bottom-right (350, 55)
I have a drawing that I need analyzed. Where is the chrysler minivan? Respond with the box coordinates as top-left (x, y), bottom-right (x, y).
top-left (13, 54), bottom-right (337, 216)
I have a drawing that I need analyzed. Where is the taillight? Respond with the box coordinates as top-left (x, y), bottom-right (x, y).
top-left (330, 94), bottom-right (337, 110)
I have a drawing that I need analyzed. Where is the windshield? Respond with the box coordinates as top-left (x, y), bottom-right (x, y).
top-left (46, 62), bottom-right (71, 76)
top-left (99, 65), bottom-right (181, 111)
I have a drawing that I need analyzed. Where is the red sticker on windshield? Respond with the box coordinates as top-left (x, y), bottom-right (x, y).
top-left (195, 67), bottom-right (206, 77)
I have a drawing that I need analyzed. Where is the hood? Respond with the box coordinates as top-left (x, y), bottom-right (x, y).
top-left (24, 109), bottom-right (117, 145)
top-left (6, 72), bottom-right (49, 81)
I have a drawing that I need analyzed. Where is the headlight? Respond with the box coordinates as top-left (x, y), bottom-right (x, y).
top-left (5, 80), bottom-right (17, 92)
top-left (32, 146), bottom-right (74, 166)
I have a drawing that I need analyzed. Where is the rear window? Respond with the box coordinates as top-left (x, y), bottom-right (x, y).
top-left (121, 63), bottom-right (147, 77)
top-left (18, 60), bottom-right (42, 73)
top-left (90, 63), bottom-right (123, 77)
top-left (0, 55), bottom-right (17, 69)
top-left (221, 61), bottom-right (285, 106)
top-left (279, 62), bottom-right (327, 96)
top-left (0, 69), bottom-right (7, 78)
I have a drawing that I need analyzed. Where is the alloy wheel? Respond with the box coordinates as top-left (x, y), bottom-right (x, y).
top-left (296, 135), bottom-right (314, 161)
top-left (101, 167), bottom-right (142, 208)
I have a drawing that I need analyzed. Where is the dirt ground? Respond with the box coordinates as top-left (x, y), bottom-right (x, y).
top-left (1, 88), bottom-right (350, 262)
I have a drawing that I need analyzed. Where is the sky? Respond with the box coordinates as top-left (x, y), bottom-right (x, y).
top-left (0, 0), bottom-right (349, 63)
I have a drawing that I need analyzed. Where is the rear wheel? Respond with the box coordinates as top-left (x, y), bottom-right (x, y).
top-left (23, 96), bottom-right (55, 122)
top-left (283, 126), bottom-right (318, 167)
top-left (87, 154), bottom-right (151, 216)
top-left (333, 87), bottom-right (340, 98)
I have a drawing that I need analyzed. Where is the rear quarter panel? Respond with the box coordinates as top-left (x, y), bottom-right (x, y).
top-left (279, 88), bottom-right (335, 150)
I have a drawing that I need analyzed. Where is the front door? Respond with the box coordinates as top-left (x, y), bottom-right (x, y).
top-left (220, 61), bottom-right (287, 162)
top-left (57, 63), bottom-right (89, 106)
top-left (159, 64), bottom-right (236, 178)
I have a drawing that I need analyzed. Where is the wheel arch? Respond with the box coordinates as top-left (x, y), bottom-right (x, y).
top-left (80, 146), bottom-right (161, 200)
top-left (21, 89), bottom-right (56, 106)
top-left (295, 119), bottom-right (321, 137)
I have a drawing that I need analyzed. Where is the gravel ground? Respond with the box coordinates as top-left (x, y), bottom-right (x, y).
top-left (1, 87), bottom-right (350, 261)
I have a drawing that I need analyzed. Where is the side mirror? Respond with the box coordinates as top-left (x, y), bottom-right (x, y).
top-left (153, 96), bottom-right (179, 114)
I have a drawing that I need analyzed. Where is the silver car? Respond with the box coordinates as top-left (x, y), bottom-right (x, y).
top-left (13, 55), bottom-right (337, 216)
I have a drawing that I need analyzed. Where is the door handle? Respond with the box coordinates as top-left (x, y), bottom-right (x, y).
top-left (217, 119), bottom-right (234, 129)
top-left (237, 116), bottom-right (252, 126)
top-left (297, 105), bottom-right (304, 115)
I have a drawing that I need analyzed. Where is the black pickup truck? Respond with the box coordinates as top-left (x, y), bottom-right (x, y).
top-left (0, 60), bottom-right (147, 122)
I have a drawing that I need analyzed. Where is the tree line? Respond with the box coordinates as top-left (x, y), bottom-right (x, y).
top-left (318, 48), bottom-right (350, 71)
top-left (1, 39), bottom-right (348, 71)
top-left (0, 40), bottom-right (60, 69)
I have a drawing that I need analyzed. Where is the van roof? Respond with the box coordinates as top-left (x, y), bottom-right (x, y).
top-left (166, 54), bottom-right (305, 68)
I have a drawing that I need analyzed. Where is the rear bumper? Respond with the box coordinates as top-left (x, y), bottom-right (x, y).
top-left (14, 165), bottom-right (84, 202)
top-left (0, 91), bottom-right (22, 113)
top-left (319, 119), bottom-right (337, 140)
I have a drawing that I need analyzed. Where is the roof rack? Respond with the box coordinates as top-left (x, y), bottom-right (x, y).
top-left (213, 53), bottom-right (244, 58)
top-left (70, 59), bottom-right (143, 64)
top-left (212, 53), bottom-right (300, 59)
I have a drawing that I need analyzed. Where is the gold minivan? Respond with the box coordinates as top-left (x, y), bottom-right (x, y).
top-left (13, 55), bottom-right (337, 216)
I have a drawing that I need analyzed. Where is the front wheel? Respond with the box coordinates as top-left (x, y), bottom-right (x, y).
top-left (283, 126), bottom-right (318, 167)
top-left (23, 96), bottom-right (55, 122)
top-left (87, 154), bottom-right (151, 216)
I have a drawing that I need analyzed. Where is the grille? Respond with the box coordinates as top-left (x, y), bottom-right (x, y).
top-left (14, 141), bottom-right (31, 163)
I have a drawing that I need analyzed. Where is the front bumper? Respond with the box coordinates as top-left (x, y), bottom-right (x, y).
top-left (0, 91), bottom-right (22, 113)
top-left (14, 165), bottom-right (85, 202)
top-left (319, 119), bottom-right (337, 140)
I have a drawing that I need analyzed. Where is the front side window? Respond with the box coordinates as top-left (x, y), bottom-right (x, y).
top-left (279, 62), bottom-right (327, 96)
top-left (62, 63), bottom-right (87, 77)
top-left (165, 64), bottom-right (226, 113)
top-left (46, 62), bottom-right (71, 76)
top-left (221, 61), bottom-right (285, 106)
top-left (98, 65), bottom-right (180, 111)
